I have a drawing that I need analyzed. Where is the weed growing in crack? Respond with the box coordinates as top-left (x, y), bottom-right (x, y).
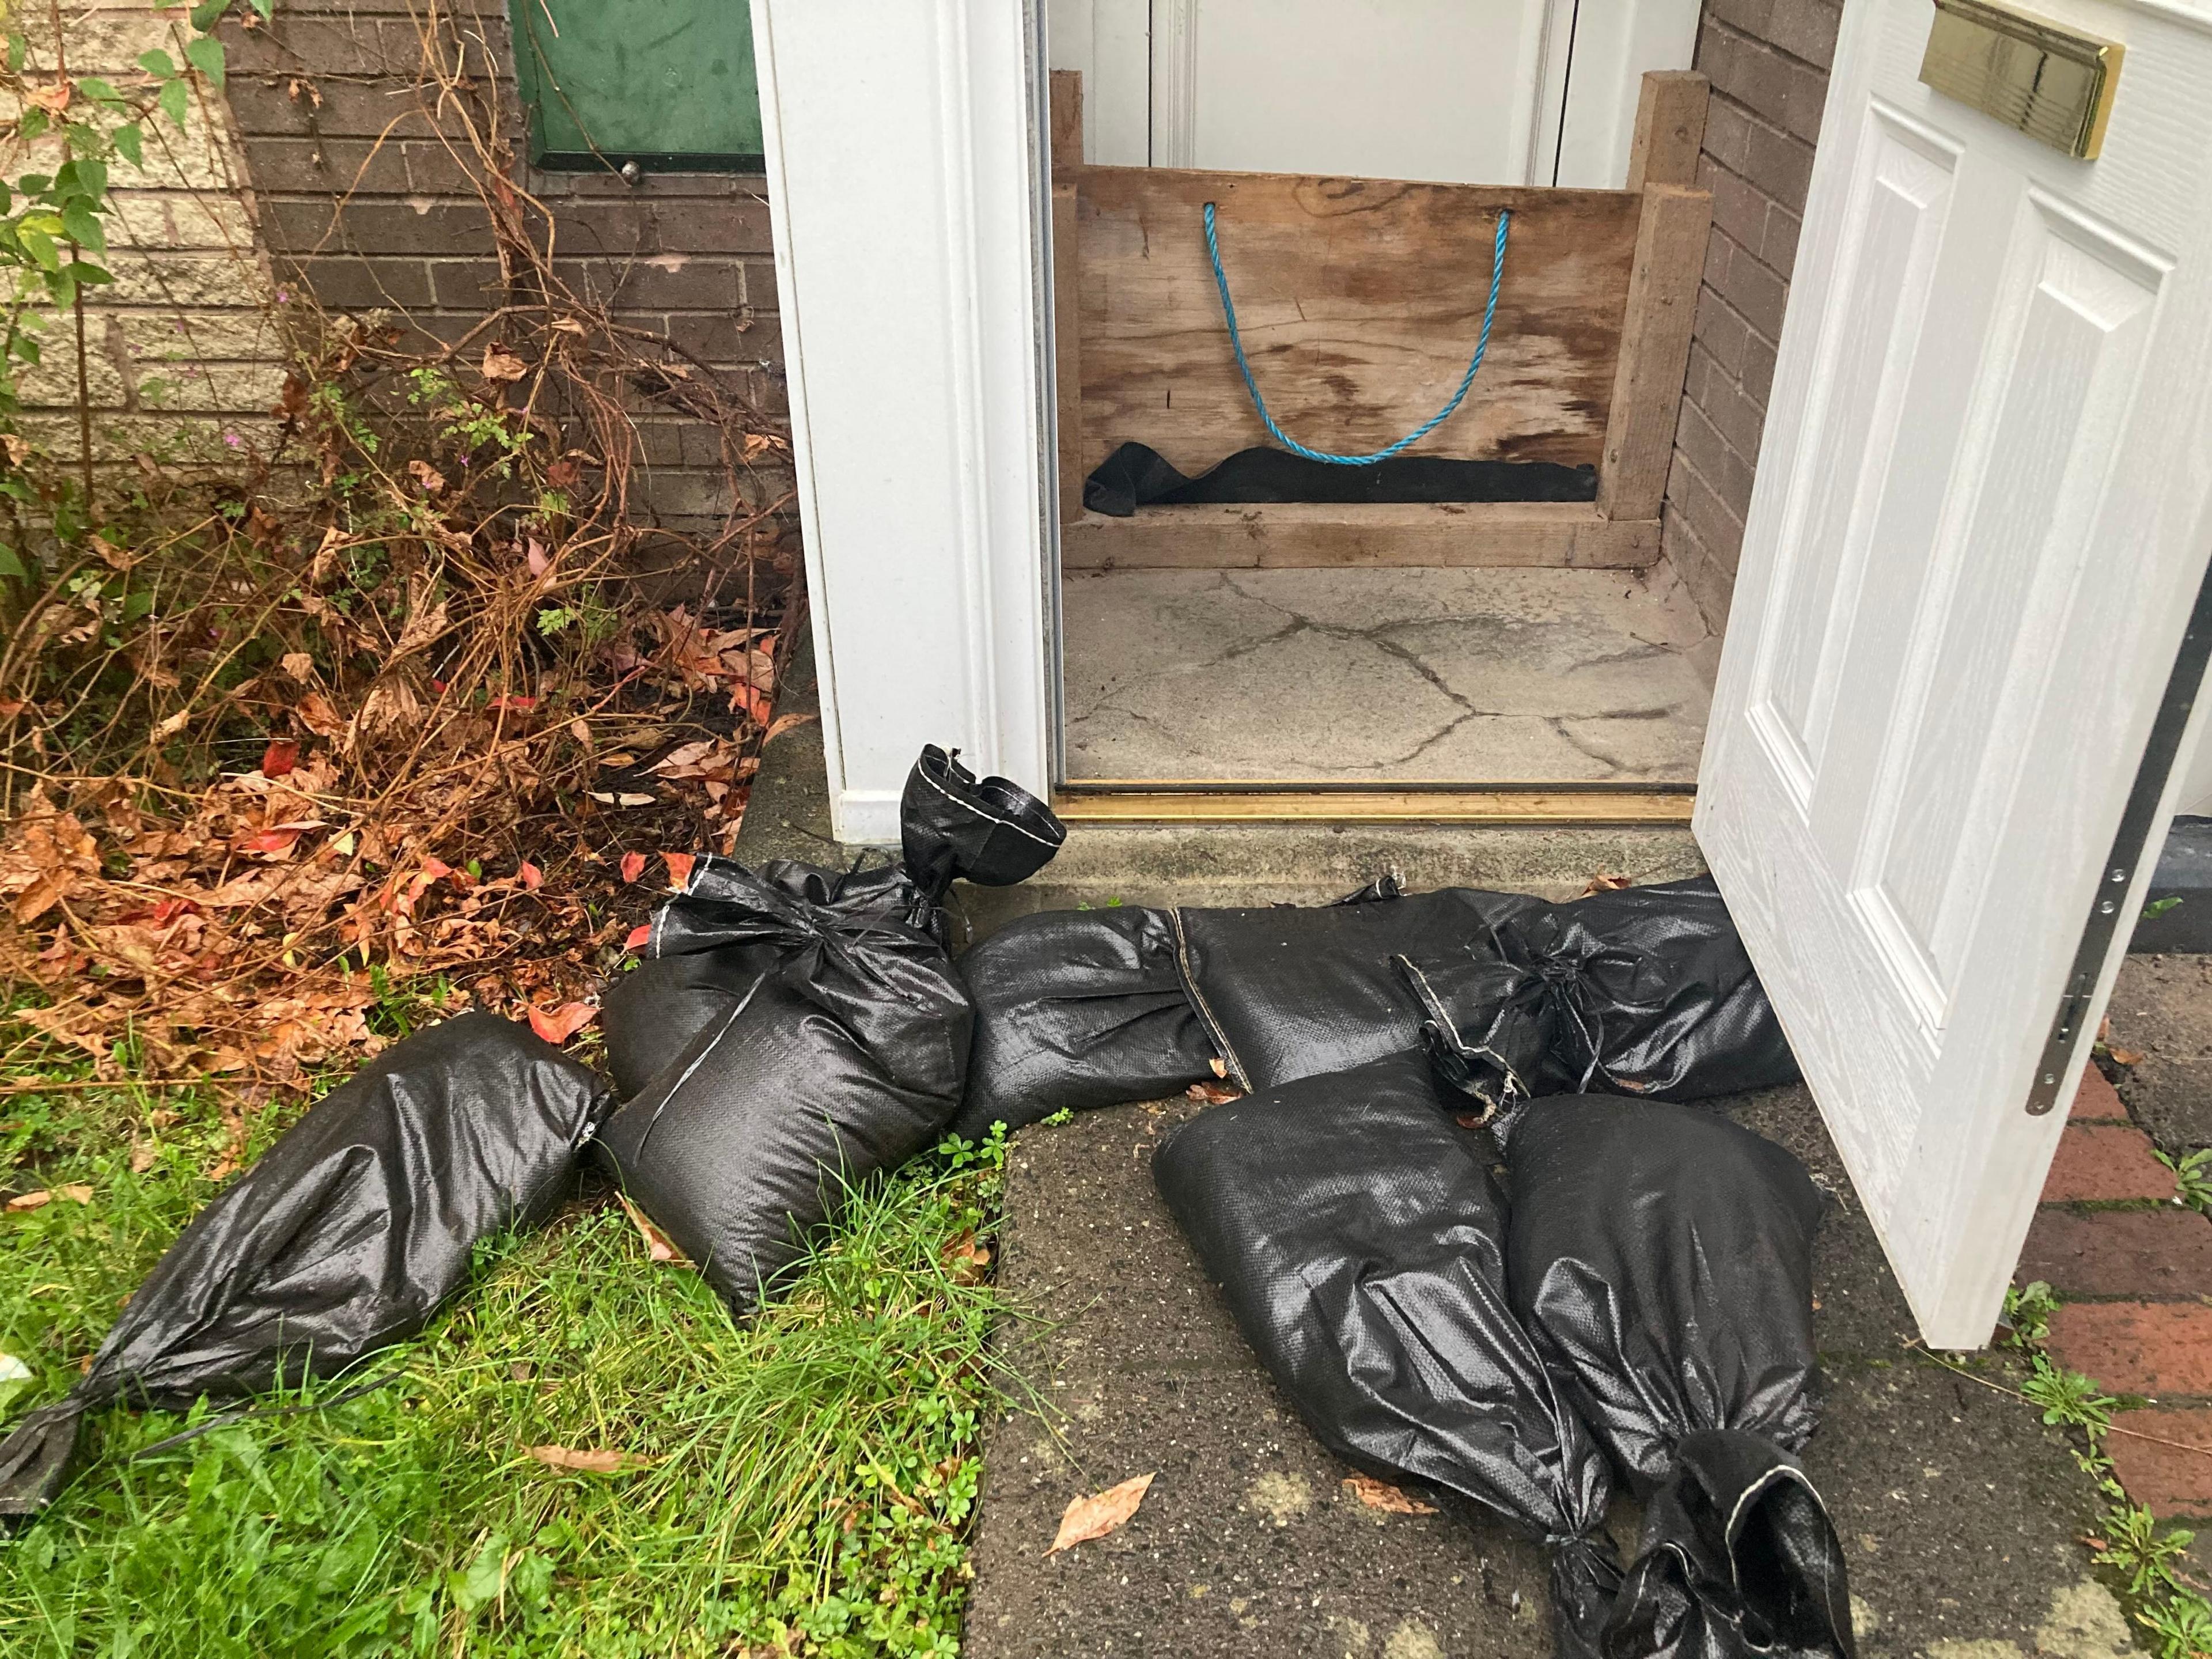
top-left (2156, 1146), bottom-right (2212, 1216)
top-left (1988, 1281), bottom-right (2212, 1654)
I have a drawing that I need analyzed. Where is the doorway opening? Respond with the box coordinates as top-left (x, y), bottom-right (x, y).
top-left (1045, 33), bottom-right (1714, 812)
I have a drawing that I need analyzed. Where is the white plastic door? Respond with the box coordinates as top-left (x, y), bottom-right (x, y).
top-left (1698, 0), bottom-right (2212, 1346)
top-left (1043, 0), bottom-right (1698, 185)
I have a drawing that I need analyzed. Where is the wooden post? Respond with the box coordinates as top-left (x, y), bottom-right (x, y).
top-left (1050, 72), bottom-right (1085, 521)
top-left (1595, 183), bottom-right (1712, 523)
top-left (1054, 183), bottom-right (1084, 518)
top-left (1624, 70), bottom-right (1710, 191)
top-left (1597, 71), bottom-right (1713, 524)
top-left (1050, 69), bottom-right (1084, 179)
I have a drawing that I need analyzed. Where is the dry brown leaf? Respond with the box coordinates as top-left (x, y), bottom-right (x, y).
top-left (941, 1229), bottom-right (991, 1284)
top-left (527, 1001), bottom-right (596, 1044)
top-left (297, 691), bottom-right (346, 738)
top-left (407, 458), bottom-right (447, 494)
top-left (1342, 1474), bottom-right (1438, 1515)
top-left (1047, 1473), bottom-right (1154, 1555)
top-left (6, 1184), bottom-right (90, 1213)
top-left (1580, 872), bottom-right (1634, 896)
top-left (1185, 1080), bottom-right (1241, 1105)
top-left (480, 345), bottom-right (529, 383)
top-left (24, 78), bottom-right (73, 116)
top-left (762, 712), bottom-right (817, 744)
top-left (2108, 1046), bottom-right (2145, 1067)
top-left (527, 1444), bottom-right (656, 1474)
top-left (618, 1194), bottom-right (691, 1266)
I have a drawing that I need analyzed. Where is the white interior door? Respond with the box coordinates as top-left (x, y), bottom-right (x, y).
top-left (1043, 0), bottom-right (1698, 185)
top-left (1698, 0), bottom-right (2212, 1346)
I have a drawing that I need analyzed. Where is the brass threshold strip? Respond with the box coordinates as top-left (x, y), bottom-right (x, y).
top-left (1052, 787), bottom-right (1698, 826)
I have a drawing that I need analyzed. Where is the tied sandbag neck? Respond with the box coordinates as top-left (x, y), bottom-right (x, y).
top-left (899, 745), bottom-right (1065, 918)
top-left (1204, 200), bottom-right (1509, 466)
top-left (1398, 919), bottom-right (1660, 1121)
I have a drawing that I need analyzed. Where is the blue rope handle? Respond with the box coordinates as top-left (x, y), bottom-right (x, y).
top-left (1203, 201), bottom-right (1510, 467)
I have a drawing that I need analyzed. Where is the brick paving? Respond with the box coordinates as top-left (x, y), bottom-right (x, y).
top-left (2025, 1069), bottom-right (2212, 1518)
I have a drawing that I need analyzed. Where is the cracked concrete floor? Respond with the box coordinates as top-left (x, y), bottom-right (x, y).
top-left (1060, 566), bottom-right (1720, 783)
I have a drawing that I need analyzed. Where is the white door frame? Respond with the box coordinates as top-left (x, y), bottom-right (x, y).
top-left (752, 0), bottom-right (1059, 846)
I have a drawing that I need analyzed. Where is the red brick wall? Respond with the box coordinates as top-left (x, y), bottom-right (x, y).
top-left (222, 0), bottom-right (789, 541)
top-left (1664, 0), bottom-right (1842, 629)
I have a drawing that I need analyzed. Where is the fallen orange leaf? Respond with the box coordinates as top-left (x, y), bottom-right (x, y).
top-left (1047, 1473), bottom-right (1154, 1555)
top-left (261, 738), bottom-right (299, 778)
top-left (762, 712), bottom-right (816, 744)
top-left (941, 1229), bottom-right (991, 1284)
top-left (730, 683), bottom-right (772, 725)
top-left (662, 851), bottom-right (696, 891)
top-left (618, 1194), bottom-right (690, 1265)
top-left (518, 859), bottom-right (543, 891)
top-left (624, 924), bottom-right (652, 952)
top-left (7, 1184), bottom-right (90, 1213)
top-left (619, 850), bottom-right (647, 884)
top-left (528, 1002), bottom-right (596, 1044)
top-left (1342, 1474), bottom-right (1438, 1515)
top-left (527, 1444), bottom-right (654, 1474)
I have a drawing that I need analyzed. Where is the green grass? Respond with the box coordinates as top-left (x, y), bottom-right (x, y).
top-left (0, 1032), bottom-right (1012, 1658)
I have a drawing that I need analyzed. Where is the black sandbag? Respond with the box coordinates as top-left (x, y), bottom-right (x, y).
top-left (901, 744), bottom-right (1065, 900)
top-left (948, 905), bottom-right (1217, 1143)
top-left (1173, 885), bottom-right (1543, 1090)
top-left (1153, 1052), bottom-right (1622, 1657)
top-left (601, 854), bottom-right (914, 1101)
top-left (1083, 441), bottom-right (1600, 517)
top-left (1399, 875), bottom-right (1800, 1122)
top-left (600, 945), bottom-right (771, 1100)
top-left (1503, 1097), bottom-right (1853, 1657)
top-left (0, 1013), bottom-right (607, 1521)
top-left (597, 749), bottom-right (1065, 1316)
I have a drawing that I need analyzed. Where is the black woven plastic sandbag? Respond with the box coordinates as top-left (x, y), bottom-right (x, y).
top-left (1503, 1097), bottom-right (1853, 1658)
top-left (1397, 876), bottom-right (1799, 1122)
top-left (1173, 884), bottom-right (1543, 1091)
top-left (597, 749), bottom-right (1065, 1316)
top-left (601, 747), bottom-right (1069, 1105)
top-left (0, 1013), bottom-right (608, 1521)
top-left (1154, 1052), bottom-right (1622, 1657)
top-left (594, 857), bottom-right (975, 1317)
top-left (900, 744), bottom-right (1065, 900)
top-left (947, 906), bottom-right (1217, 1143)
top-left (600, 944), bottom-right (772, 1100)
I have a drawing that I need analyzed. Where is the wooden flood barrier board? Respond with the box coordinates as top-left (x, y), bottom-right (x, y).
top-left (1051, 71), bottom-right (1711, 571)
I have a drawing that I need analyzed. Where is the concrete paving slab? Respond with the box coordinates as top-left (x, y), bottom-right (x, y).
top-left (2104, 955), bottom-right (2212, 1157)
top-left (965, 1086), bottom-right (2109, 1658)
top-left (1061, 567), bottom-right (1715, 784)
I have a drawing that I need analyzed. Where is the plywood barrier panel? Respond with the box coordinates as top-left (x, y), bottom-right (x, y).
top-left (1075, 169), bottom-right (1641, 479)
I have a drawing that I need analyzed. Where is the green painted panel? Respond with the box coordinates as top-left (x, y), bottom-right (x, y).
top-left (510, 0), bottom-right (762, 169)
